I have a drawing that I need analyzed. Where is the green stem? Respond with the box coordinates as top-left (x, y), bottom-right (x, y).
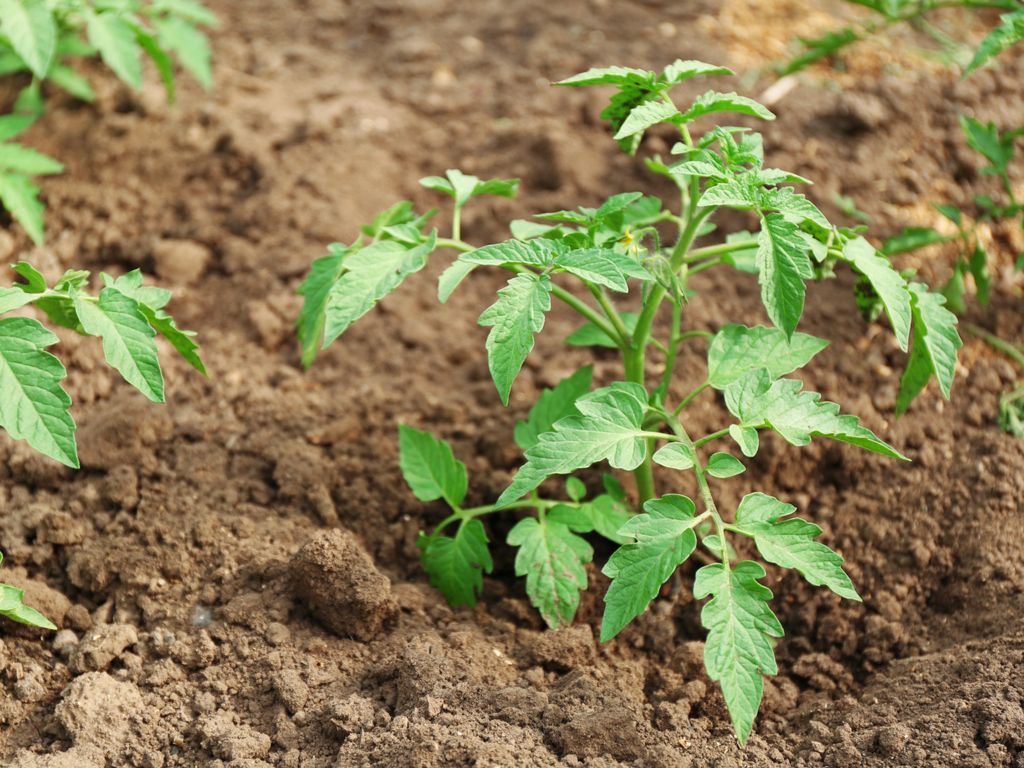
top-left (694, 428), bottom-right (731, 449)
top-left (436, 237), bottom-right (473, 252)
top-left (656, 298), bottom-right (684, 400)
top-left (451, 205), bottom-right (462, 243)
top-left (687, 256), bottom-right (725, 276)
top-left (588, 284), bottom-right (632, 348)
top-left (964, 323), bottom-right (1024, 370)
top-left (625, 346), bottom-right (657, 505)
top-left (684, 239), bottom-right (754, 262)
top-left (673, 381), bottom-right (709, 416)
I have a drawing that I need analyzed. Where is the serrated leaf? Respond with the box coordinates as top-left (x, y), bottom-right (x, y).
top-left (843, 237), bottom-right (911, 350)
top-left (554, 248), bottom-right (651, 291)
top-left (461, 238), bottom-right (561, 268)
top-left (398, 425), bottom-right (468, 508)
top-left (707, 324), bottom-right (828, 390)
top-left (418, 519), bottom-right (492, 608)
top-left (508, 516), bottom-right (593, 629)
top-left (896, 282), bottom-right (962, 414)
top-left (965, 10), bottom-right (1024, 75)
top-left (0, 0), bottom-right (56, 78)
top-left (565, 312), bottom-right (639, 348)
top-left (153, 0), bottom-right (220, 27)
top-left (706, 451), bottom-right (745, 478)
top-left (0, 582), bottom-right (56, 629)
top-left (0, 317), bottom-right (77, 467)
top-left (74, 288), bottom-right (164, 402)
top-left (498, 382), bottom-right (650, 505)
top-left (135, 27), bottom-right (176, 102)
top-left (680, 91), bottom-right (775, 123)
top-left (322, 234), bottom-right (436, 347)
top-left (694, 561), bottom-right (783, 745)
top-left (555, 66), bottom-right (655, 87)
top-left (0, 143), bottom-right (64, 176)
top-left (585, 493), bottom-right (632, 545)
top-left (0, 286), bottom-right (36, 315)
top-left (756, 213), bottom-right (812, 338)
top-left (437, 259), bottom-right (476, 304)
top-left (726, 369), bottom-right (906, 459)
top-left (729, 425), bottom-right (759, 457)
top-left (137, 303), bottom-right (205, 375)
top-left (652, 442), bottom-right (694, 470)
top-left (514, 365), bottom-right (593, 451)
top-left (960, 115), bottom-right (1014, 176)
top-left (881, 226), bottom-right (948, 256)
top-left (87, 11), bottom-right (143, 90)
top-left (734, 492), bottom-right (860, 601)
top-left (0, 172), bottom-right (46, 244)
top-left (613, 100), bottom-right (680, 141)
top-left (663, 59), bottom-right (733, 83)
top-left (600, 494), bottom-right (698, 642)
top-left (479, 272), bottom-right (552, 405)
top-left (155, 17), bottom-right (212, 87)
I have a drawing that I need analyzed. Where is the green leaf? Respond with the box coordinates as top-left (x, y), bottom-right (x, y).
top-left (706, 451), bottom-right (745, 478)
top-left (726, 369), bottom-right (906, 459)
top-left (0, 317), bottom-right (77, 467)
top-left (584, 493), bottom-right (633, 545)
top-left (707, 324), bottom-right (828, 390)
top-left (680, 91), bottom-right (775, 123)
top-left (663, 59), bottom-right (733, 83)
top-left (565, 475), bottom-right (586, 502)
top-left (74, 288), bottom-right (165, 403)
top-left (514, 365), bottom-right (593, 451)
top-left (398, 425), bottom-right (468, 508)
top-left (508, 516), bottom-right (593, 629)
top-left (565, 312), bottom-right (639, 348)
top-left (135, 28), bottom-right (176, 102)
top-left (0, 172), bottom-right (46, 244)
top-left (843, 237), bottom-right (912, 350)
top-left (756, 213), bottom-right (812, 338)
top-left (155, 17), bottom-right (212, 87)
top-left (418, 519), bottom-right (492, 608)
top-left (0, 582), bottom-right (55, 630)
top-left (479, 272), bottom-right (552, 405)
top-left (779, 28), bottom-right (859, 76)
top-left (881, 226), bottom-right (948, 256)
top-left (0, 143), bottom-right (65, 176)
top-left (86, 11), bottom-right (143, 90)
top-left (153, 0), bottom-right (220, 28)
top-left (694, 560), bottom-right (783, 745)
top-left (960, 115), bottom-right (1014, 176)
top-left (965, 10), bottom-right (1024, 75)
top-left (322, 234), bottom-right (436, 348)
top-left (420, 169), bottom-right (519, 207)
top-left (297, 244), bottom-right (347, 367)
top-left (437, 259), bottom-right (476, 303)
top-left (498, 382), bottom-right (650, 505)
top-left (461, 238), bottom-right (561, 268)
top-left (613, 100), bottom-right (680, 141)
top-left (0, 114), bottom-right (34, 142)
top-left (733, 492), bottom-right (860, 601)
top-left (49, 64), bottom-right (97, 102)
top-left (652, 442), bottom-right (694, 470)
top-left (0, 286), bottom-right (36, 315)
top-left (896, 283), bottom-right (962, 414)
top-left (969, 245), bottom-right (990, 306)
top-left (554, 248), bottom-right (651, 291)
top-left (729, 425), bottom-right (759, 457)
top-left (600, 494), bottom-right (698, 642)
top-left (0, 0), bottom-right (56, 78)
top-left (555, 65), bottom-right (655, 87)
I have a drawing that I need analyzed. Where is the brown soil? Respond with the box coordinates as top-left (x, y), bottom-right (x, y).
top-left (2, 1), bottom-right (1024, 766)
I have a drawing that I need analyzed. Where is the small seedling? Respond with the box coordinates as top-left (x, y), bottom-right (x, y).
top-left (0, 0), bottom-right (218, 242)
top-left (298, 62), bottom-right (961, 743)
top-left (0, 263), bottom-right (204, 628)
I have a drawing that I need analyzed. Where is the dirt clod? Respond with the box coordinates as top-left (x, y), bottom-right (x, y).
top-left (198, 712), bottom-right (273, 761)
top-left (289, 529), bottom-right (398, 641)
top-left (68, 624), bottom-right (138, 673)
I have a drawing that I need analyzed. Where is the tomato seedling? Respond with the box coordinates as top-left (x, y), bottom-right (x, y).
top-left (0, 263), bottom-right (204, 628)
top-left (298, 61), bottom-right (961, 743)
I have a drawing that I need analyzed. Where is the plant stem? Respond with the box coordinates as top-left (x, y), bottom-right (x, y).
top-left (656, 298), bottom-right (684, 399)
top-left (964, 323), bottom-right (1024, 370)
top-left (436, 237), bottom-right (473, 252)
top-left (685, 239), bottom-right (754, 262)
top-left (687, 256), bottom-right (725, 276)
top-left (451, 205), bottom-right (462, 242)
top-left (674, 382), bottom-right (709, 416)
top-left (588, 284), bottom-right (632, 348)
top-left (624, 345), bottom-right (657, 505)
top-left (694, 428), bottom-right (731, 449)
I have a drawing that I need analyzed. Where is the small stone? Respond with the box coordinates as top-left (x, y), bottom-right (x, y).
top-left (151, 238), bottom-right (211, 284)
top-left (53, 629), bottom-right (79, 657)
top-left (265, 622), bottom-right (290, 646)
top-left (875, 723), bottom-right (911, 756)
top-left (199, 712), bottom-right (272, 761)
top-left (273, 669), bottom-right (309, 714)
top-left (65, 605), bottom-right (92, 632)
top-left (327, 693), bottom-right (375, 736)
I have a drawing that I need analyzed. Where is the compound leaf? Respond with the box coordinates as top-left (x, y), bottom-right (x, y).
top-left (74, 288), bottom-right (164, 403)
top-left (508, 516), bottom-right (593, 629)
top-left (398, 425), bottom-right (468, 508)
top-left (479, 272), bottom-right (552, 405)
top-left (600, 494), bottom-right (698, 642)
top-left (499, 382), bottom-right (649, 505)
top-left (694, 561), bottom-right (783, 745)
top-left (514, 365), bottom-right (593, 451)
top-left (734, 492), bottom-right (860, 601)
top-left (0, 317), bottom-right (77, 467)
top-left (418, 519), bottom-right (492, 608)
top-left (707, 324), bottom-right (828, 390)
top-left (726, 369), bottom-right (906, 459)
top-left (965, 10), bottom-right (1024, 75)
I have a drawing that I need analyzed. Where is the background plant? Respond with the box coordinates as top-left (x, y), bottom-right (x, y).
top-left (298, 61), bottom-right (961, 743)
top-left (0, 262), bottom-right (204, 629)
top-left (0, 0), bottom-right (217, 243)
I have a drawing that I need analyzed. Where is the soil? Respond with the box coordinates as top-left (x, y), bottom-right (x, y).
top-left (2, 1), bottom-right (1024, 766)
